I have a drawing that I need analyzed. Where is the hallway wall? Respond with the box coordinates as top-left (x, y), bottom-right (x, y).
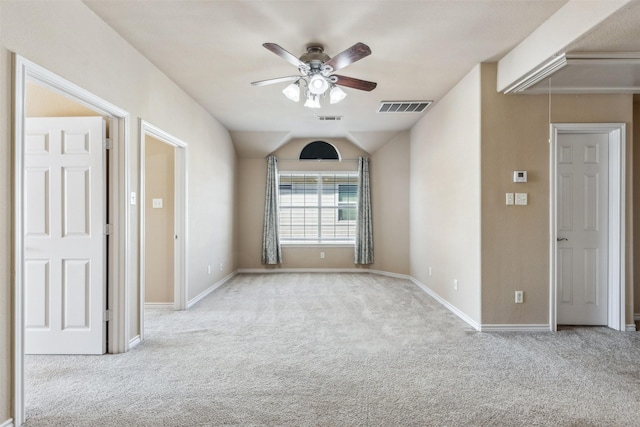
top-left (0, 2), bottom-right (237, 422)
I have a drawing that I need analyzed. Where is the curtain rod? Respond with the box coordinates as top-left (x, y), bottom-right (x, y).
top-left (273, 158), bottom-right (360, 162)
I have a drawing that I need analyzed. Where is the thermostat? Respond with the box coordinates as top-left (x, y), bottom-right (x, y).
top-left (513, 171), bottom-right (527, 183)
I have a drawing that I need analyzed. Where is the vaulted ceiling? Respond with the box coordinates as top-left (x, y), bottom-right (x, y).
top-left (83, 0), bottom-right (640, 157)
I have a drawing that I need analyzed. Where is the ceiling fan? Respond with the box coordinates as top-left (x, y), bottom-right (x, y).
top-left (251, 42), bottom-right (377, 108)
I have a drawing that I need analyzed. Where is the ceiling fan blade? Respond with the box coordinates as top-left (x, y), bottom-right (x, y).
top-left (263, 43), bottom-right (307, 69)
top-left (324, 42), bottom-right (372, 72)
top-left (333, 75), bottom-right (377, 91)
top-left (251, 76), bottom-right (300, 87)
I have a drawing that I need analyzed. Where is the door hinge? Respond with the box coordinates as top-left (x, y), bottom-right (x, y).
top-left (104, 309), bottom-right (113, 322)
top-left (104, 224), bottom-right (112, 235)
top-left (103, 138), bottom-right (112, 150)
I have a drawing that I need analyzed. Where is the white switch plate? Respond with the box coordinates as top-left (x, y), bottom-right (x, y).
top-left (515, 193), bottom-right (528, 205)
top-left (152, 198), bottom-right (163, 209)
top-left (130, 192), bottom-right (137, 205)
top-left (453, 279), bottom-right (458, 291)
top-left (506, 193), bottom-right (514, 205)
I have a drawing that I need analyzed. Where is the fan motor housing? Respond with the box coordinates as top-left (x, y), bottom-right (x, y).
top-left (300, 45), bottom-right (330, 66)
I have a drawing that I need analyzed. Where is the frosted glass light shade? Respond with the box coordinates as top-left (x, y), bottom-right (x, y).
top-left (282, 83), bottom-right (300, 102)
top-left (329, 86), bottom-right (347, 104)
top-left (304, 94), bottom-right (321, 109)
top-left (308, 74), bottom-right (329, 95)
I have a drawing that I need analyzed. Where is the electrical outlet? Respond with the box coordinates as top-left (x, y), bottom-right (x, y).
top-left (515, 291), bottom-right (524, 303)
top-left (320, 251), bottom-right (325, 259)
top-left (454, 279), bottom-right (458, 291)
top-left (429, 267), bottom-right (432, 276)
top-left (219, 263), bottom-right (223, 271)
top-left (207, 265), bottom-right (211, 275)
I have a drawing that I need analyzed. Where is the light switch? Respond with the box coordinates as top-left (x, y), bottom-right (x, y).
top-left (506, 193), bottom-right (514, 206)
top-left (515, 193), bottom-right (528, 205)
top-left (152, 198), bottom-right (163, 209)
top-left (130, 192), bottom-right (137, 205)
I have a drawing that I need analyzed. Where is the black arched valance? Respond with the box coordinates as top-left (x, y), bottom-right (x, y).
top-left (299, 141), bottom-right (340, 160)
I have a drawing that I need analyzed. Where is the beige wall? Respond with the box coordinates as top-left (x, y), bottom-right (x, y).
top-left (236, 157), bottom-right (266, 269)
top-left (480, 62), bottom-right (634, 325)
top-left (236, 138), bottom-right (371, 270)
top-left (144, 136), bottom-right (175, 303)
top-left (370, 131), bottom-right (410, 275)
top-left (26, 81), bottom-right (99, 117)
top-left (0, 1), bottom-right (237, 421)
top-left (410, 65), bottom-right (482, 325)
top-left (410, 62), bottom-right (634, 328)
top-left (480, 63), bottom-right (549, 325)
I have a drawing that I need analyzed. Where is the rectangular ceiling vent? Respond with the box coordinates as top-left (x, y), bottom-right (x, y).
top-left (316, 115), bottom-right (343, 121)
top-left (378, 101), bottom-right (432, 113)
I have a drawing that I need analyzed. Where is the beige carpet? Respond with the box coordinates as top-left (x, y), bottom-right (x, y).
top-left (25, 273), bottom-right (640, 426)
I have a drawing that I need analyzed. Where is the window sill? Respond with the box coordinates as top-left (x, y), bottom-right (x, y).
top-left (281, 242), bottom-right (355, 248)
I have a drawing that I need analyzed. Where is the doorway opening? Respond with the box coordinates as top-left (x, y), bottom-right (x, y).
top-left (139, 120), bottom-right (187, 342)
top-left (13, 55), bottom-right (131, 426)
top-left (549, 123), bottom-right (626, 331)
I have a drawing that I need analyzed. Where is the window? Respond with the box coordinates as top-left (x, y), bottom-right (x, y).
top-left (299, 141), bottom-right (340, 160)
top-left (279, 172), bottom-right (357, 243)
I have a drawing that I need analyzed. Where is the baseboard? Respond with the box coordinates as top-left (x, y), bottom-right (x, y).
top-left (187, 271), bottom-right (237, 308)
top-left (626, 323), bottom-right (637, 332)
top-left (409, 277), bottom-right (481, 331)
top-left (634, 313), bottom-right (640, 321)
top-left (129, 335), bottom-right (141, 349)
top-left (237, 268), bottom-right (369, 274)
top-left (144, 302), bottom-right (174, 309)
top-left (235, 268), bottom-right (413, 280)
top-left (479, 324), bottom-right (551, 332)
top-left (1, 418), bottom-right (14, 427)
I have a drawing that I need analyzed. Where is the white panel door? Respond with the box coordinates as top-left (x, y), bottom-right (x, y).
top-left (25, 117), bottom-right (106, 354)
top-left (557, 132), bottom-right (608, 325)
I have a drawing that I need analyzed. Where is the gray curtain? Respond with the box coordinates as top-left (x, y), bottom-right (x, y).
top-left (355, 157), bottom-right (374, 264)
top-left (262, 156), bottom-right (282, 264)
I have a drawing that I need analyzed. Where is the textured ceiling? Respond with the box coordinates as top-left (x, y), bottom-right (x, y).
top-left (567, 1), bottom-right (640, 52)
top-left (82, 0), bottom-right (635, 157)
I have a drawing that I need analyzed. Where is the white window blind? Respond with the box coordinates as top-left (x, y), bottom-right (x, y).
top-left (279, 172), bottom-right (357, 243)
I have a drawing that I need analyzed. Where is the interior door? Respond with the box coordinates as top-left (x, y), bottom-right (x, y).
top-left (24, 116), bottom-right (106, 354)
top-left (556, 132), bottom-right (608, 325)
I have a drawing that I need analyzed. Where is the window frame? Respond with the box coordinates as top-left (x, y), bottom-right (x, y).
top-left (278, 171), bottom-right (358, 245)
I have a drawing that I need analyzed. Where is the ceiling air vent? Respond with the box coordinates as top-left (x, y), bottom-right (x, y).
top-left (378, 101), bottom-right (432, 113)
top-left (316, 115), bottom-right (344, 121)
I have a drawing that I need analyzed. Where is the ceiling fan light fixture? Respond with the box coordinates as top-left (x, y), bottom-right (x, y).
top-left (329, 85), bottom-right (347, 104)
top-left (253, 42), bottom-right (377, 109)
top-left (282, 82), bottom-right (300, 102)
top-left (308, 74), bottom-right (330, 95)
top-left (304, 94), bottom-right (321, 109)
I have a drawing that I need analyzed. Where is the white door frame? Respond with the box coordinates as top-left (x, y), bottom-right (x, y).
top-left (13, 55), bottom-right (131, 426)
top-left (139, 120), bottom-right (188, 341)
top-left (549, 123), bottom-right (626, 331)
